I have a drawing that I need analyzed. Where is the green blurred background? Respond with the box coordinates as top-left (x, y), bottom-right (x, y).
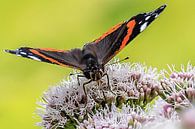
top-left (0, 0), bottom-right (195, 128)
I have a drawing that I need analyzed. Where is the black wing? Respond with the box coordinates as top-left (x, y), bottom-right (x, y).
top-left (84, 5), bottom-right (166, 65)
top-left (5, 47), bottom-right (85, 70)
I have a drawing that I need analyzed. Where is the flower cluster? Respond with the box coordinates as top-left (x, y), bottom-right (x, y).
top-left (37, 78), bottom-right (96, 129)
top-left (105, 62), bottom-right (161, 107)
top-left (160, 63), bottom-right (195, 111)
top-left (37, 62), bottom-right (195, 129)
top-left (78, 104), bottom-right (153, 129)
top-left (78, 99), bottom-right (182, 129)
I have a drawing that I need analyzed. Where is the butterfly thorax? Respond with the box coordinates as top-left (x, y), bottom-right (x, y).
top-left (82, 55), bottom-right (104, 81)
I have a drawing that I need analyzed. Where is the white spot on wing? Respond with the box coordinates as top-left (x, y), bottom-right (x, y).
top-left (155, 14), bottom-right (159, 18)
top-left (28, 55), bottom-right (41, 61)
top-left (16, 49), bottom-right (19, 54)
top-left (145, 16), bottom-right (150, 21)
top-left (20, 52), bottom-right (26, 55)
top-left (160, 5), bottom-right (165, 9)
top-left (140, 22), bottom-right (148, 32)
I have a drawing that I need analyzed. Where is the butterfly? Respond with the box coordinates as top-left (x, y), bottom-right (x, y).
top-left (5, 5), bottom-right (166, 102)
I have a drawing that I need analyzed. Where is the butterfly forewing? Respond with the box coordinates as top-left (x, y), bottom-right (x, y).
top-left (86, 5), bottom-right (166, 65)
top-left (5, 47), bottom-right (85, 70)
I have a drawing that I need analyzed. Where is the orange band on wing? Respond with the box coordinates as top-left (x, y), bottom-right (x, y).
top-left (119, 20), bottom-right (136, 50)
top-left (39, 48), bottom-right (65, 52)
top-left (29, 49), bottom-right (66, 66)
top-left (95, 22), bottom-right (123, 43)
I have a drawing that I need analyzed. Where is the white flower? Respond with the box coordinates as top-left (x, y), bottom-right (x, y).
top-left (160, 63), bottom-right (195, 111)
top-left (36, 62), bottom-right (163, 128)
top-left (106, 62), bottom-right (161, 107)
top-left (37, 77), bottom-right (96, 129)
top-left (142, 98), bottom-right (180, 129)
top-left (78, 104), bottom-right (153, 129)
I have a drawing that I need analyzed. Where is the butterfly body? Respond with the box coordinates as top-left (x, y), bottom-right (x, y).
top-left (5, 5), bottom-right (166, 98)
top-left (81, 52), bottom-right (104, 81)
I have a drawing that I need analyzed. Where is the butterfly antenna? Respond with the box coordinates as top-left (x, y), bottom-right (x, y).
top-left (107, 57), bottom-right (129, 66)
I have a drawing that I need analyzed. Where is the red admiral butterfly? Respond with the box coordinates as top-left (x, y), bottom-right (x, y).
top-left (5, 5), bottom-right (166, 101)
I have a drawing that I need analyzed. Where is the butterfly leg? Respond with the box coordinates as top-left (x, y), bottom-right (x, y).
top-left (76, 74), bottom-right (85, 86)
top-left (97, 80), bottom-right (107, 102)
top-left (103, 73), bottom-right (116, 95)
top-left (82, 79), bottom-right (92, 107)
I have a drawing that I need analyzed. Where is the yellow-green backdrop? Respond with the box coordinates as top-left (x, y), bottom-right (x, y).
top-left (0, 0), bottom-right (195, 129)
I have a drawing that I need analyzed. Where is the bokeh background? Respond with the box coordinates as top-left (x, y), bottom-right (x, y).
top-left (0, 0), bottom-right (195, 128)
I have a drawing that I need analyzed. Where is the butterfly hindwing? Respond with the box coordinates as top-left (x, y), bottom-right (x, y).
top-left (85, 5), bottom-right (166, 65)
top-left (5, 47), bottom-right (85, 70)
